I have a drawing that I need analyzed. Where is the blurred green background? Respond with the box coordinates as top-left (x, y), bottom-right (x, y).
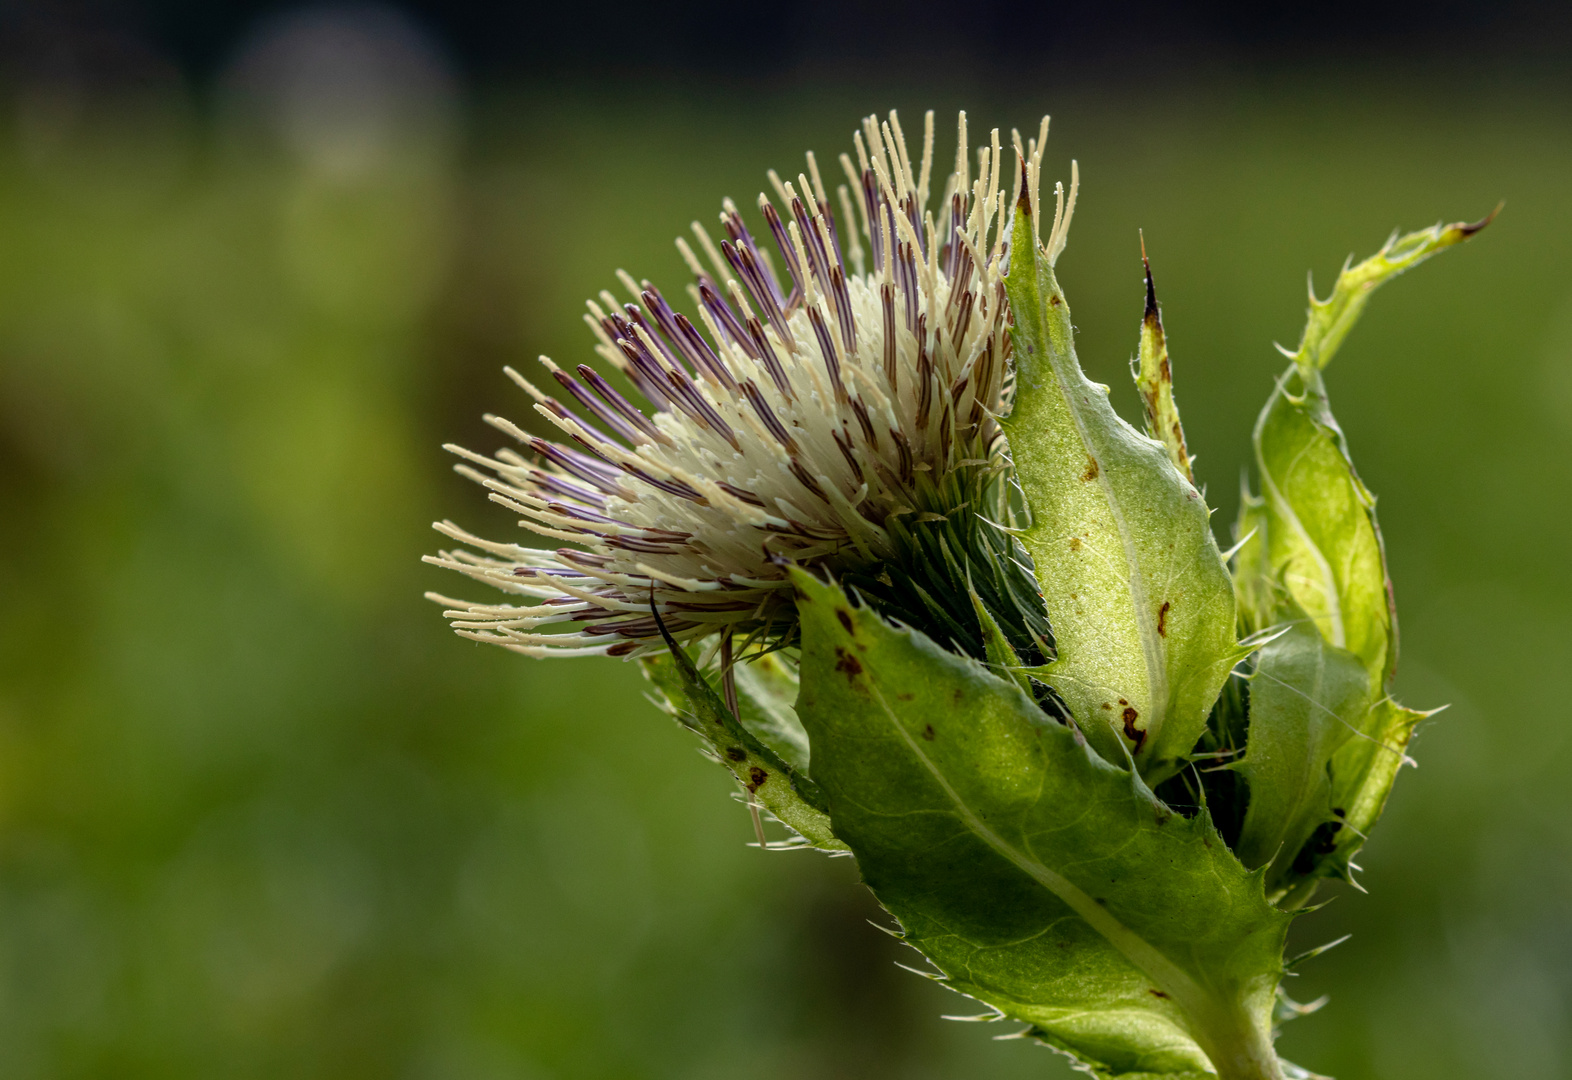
top-left (1, 4), bottom-right (1570, 1077)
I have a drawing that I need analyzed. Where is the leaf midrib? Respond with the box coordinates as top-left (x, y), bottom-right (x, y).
top-left (861, 675), bottom-right (1208, 1016)
top-left (1035, 263), bottom-right (1171, 752)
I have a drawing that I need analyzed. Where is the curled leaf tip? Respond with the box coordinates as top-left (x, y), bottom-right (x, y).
top-left (1291, 212), bottom-right (1491, 372)
top-left (1457, 200), bottom-right (1503, 237)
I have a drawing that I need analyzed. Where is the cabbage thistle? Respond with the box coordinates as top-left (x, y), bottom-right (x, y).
top-left (425, 111), bottom-right (1489, 1080)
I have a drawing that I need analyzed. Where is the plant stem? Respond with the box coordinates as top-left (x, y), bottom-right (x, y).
top-left (1194, 1003), bottom-right (1286, 1080)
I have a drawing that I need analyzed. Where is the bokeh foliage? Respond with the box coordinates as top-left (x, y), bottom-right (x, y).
top-left (0, 72), bottom-right (1568, 1079)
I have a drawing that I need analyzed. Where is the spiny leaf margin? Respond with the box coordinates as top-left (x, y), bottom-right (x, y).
top-left (642, 625), bottom-right (843, 851)
top-left (791, 568), bottom-right (1291, 1078)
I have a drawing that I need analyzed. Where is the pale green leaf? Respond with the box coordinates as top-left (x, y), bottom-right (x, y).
top-left (1314, 698), bottom-right (1426, 887)
top-left (1232, 615), bottom-right (1371, 895)
top-left (1289, 212), bottom-right (1496, 374)
top-left (1238, 214), bottom-right (1493, 675)
top-left (1332, 699), bottom-right (1424, 845)
top-left (1273, 699), bottom-right (1422, 908)
top-left (1249, 372), bottom-right (1393, 687)
top-left (792, 570), bottom-right (1290, 1079)
top-left (641, 645), bottom-right (843, 851)
top-left (1230, 490), bottom-right (1273, 635)
top-left (1233, 217), bottom-right (1488, 903)
top-left (1003, 200), bottom-right (1242, 781)
top-left (732, 651), bottom-right (810, 770)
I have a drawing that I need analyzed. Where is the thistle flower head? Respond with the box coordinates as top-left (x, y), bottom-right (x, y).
top-left (426, 112), bottom-right (1073, 659)
top-left (422, 107), bottom-right (1490, 1077)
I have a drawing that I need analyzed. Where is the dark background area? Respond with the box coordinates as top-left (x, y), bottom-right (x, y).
top-left (7, 0), bottom-right (1572, 85)
top-left (0, 2), bottom-right (1567, 1078)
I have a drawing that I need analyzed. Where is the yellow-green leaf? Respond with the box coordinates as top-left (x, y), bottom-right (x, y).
top-left (793, 570), bottom-right (1290, 1079)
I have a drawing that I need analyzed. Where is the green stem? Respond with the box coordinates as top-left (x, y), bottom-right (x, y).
top-left (1193, 1004), bottom-right (1286, 1080)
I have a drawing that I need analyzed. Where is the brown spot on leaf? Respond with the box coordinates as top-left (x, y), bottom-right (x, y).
top-left (747, 766), bottom-right (768, 792)
top-left (922, 724), bottom-right (935, 741)
top-left (1101, 702), bottom-right (1112, 711)
top-left (833, 647), bottom-right (863, 679)
top-left (898, 693), bottom-right (914, 702)
top-left (1069, 537), bottom-right (1082, 552)
top-left (836, 609), bottom-right (854, 634)
top-left (1149, 989), bottom-right (1171, 1000)
top-left (1050, 294), bottom-right (1063, 307)
top-left (1157, 601), bottom-right (1170, 637)
top-left (1081, 456), bottom-right (1100, 482)
top-left (1122, 706), bottom-right (1145, 752)
top-left (725, 747), bottom-right (746, 762)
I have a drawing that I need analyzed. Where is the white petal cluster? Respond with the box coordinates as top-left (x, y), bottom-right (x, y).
top-left (425, 111), bottom-right (1074, 658)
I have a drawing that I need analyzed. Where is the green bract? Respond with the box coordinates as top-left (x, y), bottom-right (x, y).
top-left (643, 194), bottom-right (1487, 1078)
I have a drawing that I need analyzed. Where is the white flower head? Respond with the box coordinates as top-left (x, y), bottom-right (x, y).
top-left (426, 111), bottom-right (1075, 659)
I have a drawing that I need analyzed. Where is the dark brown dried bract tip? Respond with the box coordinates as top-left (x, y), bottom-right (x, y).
top-left (1457, 200), bottom-right (1504, 237)
top-left (1141, 241), bottom-right (1159, 324)
top-left (1017, 154), bottom-right (1032, 211)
